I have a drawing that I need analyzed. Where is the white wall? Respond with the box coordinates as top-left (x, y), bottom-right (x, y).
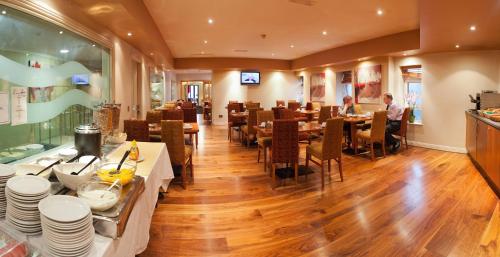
top-left (392, 50), bottom-right (500, 152)
top-left (211, 70), bottom-right (297, 125)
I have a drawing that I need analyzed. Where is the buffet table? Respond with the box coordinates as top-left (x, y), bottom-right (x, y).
top-left (28, 142), bottom-right (174, 257)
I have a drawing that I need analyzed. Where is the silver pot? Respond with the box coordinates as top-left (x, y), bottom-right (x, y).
top-left (74, 124), bottom-right (102, 157)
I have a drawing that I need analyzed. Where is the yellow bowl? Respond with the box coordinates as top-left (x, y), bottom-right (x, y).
top-left (95, 162), bottom-right (136, 186)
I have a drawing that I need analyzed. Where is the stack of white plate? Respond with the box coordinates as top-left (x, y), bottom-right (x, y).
top-left (39, 195), bottom-right (94, 257)
top-left (0, 164), bottom-right (16, 218)
top-left (5, 175), bottom-right (50, 234)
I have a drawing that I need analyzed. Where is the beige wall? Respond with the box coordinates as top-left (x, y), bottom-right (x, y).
top-left (391, 50), bottom-right (500, 152)
top-left (211, 70), bottom-right (297, 125)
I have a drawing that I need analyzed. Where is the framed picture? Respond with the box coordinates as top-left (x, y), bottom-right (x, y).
top-left (29, 87), bottom-right (54, 103)
top-left (310, 73), bottom-right (325, 102)
top-left (296, 76), bottom-right (304, 104)
top-left (354, 64), bottom-right (382, 104)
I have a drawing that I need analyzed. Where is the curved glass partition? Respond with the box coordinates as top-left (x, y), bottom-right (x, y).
top-left (0, 5), bottom-right (111, 163)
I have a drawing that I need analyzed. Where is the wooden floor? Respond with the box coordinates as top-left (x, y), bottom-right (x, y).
top-left (139, 123), bottom-right (499, 257)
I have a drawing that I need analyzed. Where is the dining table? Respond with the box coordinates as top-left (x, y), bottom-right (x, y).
top-left (230, 111), bottom-right (249, 119)
top-left (342, 115), bottom-right (373, 154)
top-left (296, 109), bottom-right (319, 121)
top-left (149, 122), bottom-right (200, 149)
top-left (253, 122), bottom-right (323, 137)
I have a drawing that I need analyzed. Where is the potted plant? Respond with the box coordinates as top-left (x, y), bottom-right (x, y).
top-left (405, 92), bottom-right (417, 123)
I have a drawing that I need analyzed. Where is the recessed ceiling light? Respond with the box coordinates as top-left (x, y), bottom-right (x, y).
top-left (377, 9), bottom-right (384, 16)
top-left (403, 53), bottom-right (407, 56)
top-left (290, 44), bottom-right (295, 48)
top-left (469, 25), bottom-right (476, 31)
top-left (1, 10), bottom-right (6, 15)
top-left (92, 44), bottom-right (96, 47)
top-left (271, 53), bottom-right (275, 56)
top-left (127, 32), bottom-right (132, 36)
top-left (59, 31), bottom-right (63, 34)
top-left (60, 49), bottom-right (69, 54)
top-left (358, 58), bottom-right (362, 61)
top-left (203, 40), bottom-right (208, 44)
top-left (322, 30), bottom-right (327, 35)
top-left (455, 44), bottom-right (460, 49)
top-left (208, 18), bottom-right (214, 24)
top-left (201, 51), bottom-right (205, 54)
top-left (150, 53), bottom-right (154, 56)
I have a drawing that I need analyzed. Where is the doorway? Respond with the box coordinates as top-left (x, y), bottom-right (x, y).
top-left (131, 61), bottom-right (142, 118)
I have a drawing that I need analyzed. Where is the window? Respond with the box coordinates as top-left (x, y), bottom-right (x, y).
top-left (401, 65), bottom-right (423, 124)
top-left (0, 4), bottom-right (111, 163)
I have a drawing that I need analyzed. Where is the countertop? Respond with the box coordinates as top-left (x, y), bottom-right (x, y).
top-left (466, 110), bottom-right (500, 129)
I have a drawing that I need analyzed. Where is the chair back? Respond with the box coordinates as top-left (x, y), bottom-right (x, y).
top-left (227, 103), bottom-right (241, 123)
top-left (229, 100), bottom-right (238, 104)
top-left (331, 106), bottom-right (340, 117)
top-left (371, 111), bottom-right (388, 141)
top-left (256, 110), bottom-right (274, 137)
top-left (399, 107), bottom-right (410, 136)
top-left (183, 108), bottom-right (197, 123)
top-left (287, 102), bottom-right (301, 111)
top-left (123, 120), bottom-right (149, 142)
top-left (318, 106), bottom-right (332, 124)
top-left (246, 102), bottom-right (260, 109)
top-left (271, 107), bottom-right (282, 119)
top-left (279, 108), bottom-right (295, 120)
top-left (161, 120), bottom-right (185, 165)
top-left (306, 102), bottom-right (313, 110)
top-left (276, 100), bottom-right (285, 107)
top-left (322, 118), bottom-right (344, 159)
top-left (353, 104), bottom-right (363, 114)
top-left (246, 108), bottom-right (261, 135)
top-left (182, 102), bottom-right (194, 108)
top-left (312, 101), bottom-right (321, 110)
top-left (162, 109), bottom-right (184, 121)
top-left (272, 120), bottom-right (299, 163)
top-left (146, 110), bottom-right (161, 124)
top-left (163, 102), bottom-right (176, 110)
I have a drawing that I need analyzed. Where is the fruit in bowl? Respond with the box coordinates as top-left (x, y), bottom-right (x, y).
top-left (96, 162), bottom-right (136, 186)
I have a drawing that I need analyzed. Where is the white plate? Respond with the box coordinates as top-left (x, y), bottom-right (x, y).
top-left (0, 164), bottom-right (16, 178)
top-left (25, 144), bottom-right (44, 150)
top-left (38, 195), bottom-right (91, 223)
top-left (6, 176), bottom-right (51, 196)
top-left (58, 148), bottom-right (78, 157)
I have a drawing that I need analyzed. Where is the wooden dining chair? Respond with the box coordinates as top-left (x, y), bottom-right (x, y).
top-left (123, 120), bottom-right (150, 142)
top-left (312, 102), bottom-right (321, 110)
top-left (356, 111), bottom-right (388, 161)
top-left (161, 120), bottom-right (193, 189)
top-left (305, 118), bottom-right (344, 189)
top-left (162, 109), bottom-right (184, 121)
top-left (331, 106), bottom-right (340, 117)
top-left (257, 110), bottom-right (274, 173)
top-left (279, 108), bottom-right (295, 119)
top-left (306, 102), bottom-right (313, 110)
top-left (146, 110), bottom-right (161, 124)
top-left (182, 108), bottom-right (197, 123)
top-left (392, 107), bottom-right (410, 150)
top-left (287, 102), bottom-right (301, 111)
top-left (276, 100), bottom-right (285, 107)
top-left (272, 107), bottom-right (282, 120)
top-left (241, 108), bottom-right (261, 147)
top-left (353, 104), bottom-right (363, 114)
top-left (246, 102), bottom-right (260, 109)
top-left (318, 106), bottom-right (332, 124)
top-left (270, 120), bottom-right (299, 188)
top-left (182, 102), bottom-right (194, 108)
top-left (228, 103), bottom-right (245, 142)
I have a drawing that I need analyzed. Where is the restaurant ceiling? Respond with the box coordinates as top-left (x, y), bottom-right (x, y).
top-left (143, 0), bottom-right (419, 60)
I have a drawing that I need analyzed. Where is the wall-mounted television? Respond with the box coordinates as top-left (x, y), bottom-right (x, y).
top-left (241, 71), bottom-right (260, 85)
top-left (71, 74), bottom-right (90, 85)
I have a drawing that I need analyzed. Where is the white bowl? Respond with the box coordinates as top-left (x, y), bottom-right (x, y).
top-left (53, 163), bottom-right (94, 191)
top-left (107, 133), bottom-right (127, 144)
top-left (14, 164), bottom-right (52, 179)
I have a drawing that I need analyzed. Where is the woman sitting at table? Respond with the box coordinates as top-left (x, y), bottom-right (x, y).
top-left (340, 96), bottom-right (355, 116)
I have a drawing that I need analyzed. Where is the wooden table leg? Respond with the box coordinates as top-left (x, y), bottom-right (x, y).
top-left (351, 122), bottom-right (358, 154)
top-left (195, 132), bottom-right (198, 149)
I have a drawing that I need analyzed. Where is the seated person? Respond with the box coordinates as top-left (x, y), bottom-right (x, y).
top-left (340, 96), bottom-right (355, 116)
top-left (383, 93), bottom-right (403, 153)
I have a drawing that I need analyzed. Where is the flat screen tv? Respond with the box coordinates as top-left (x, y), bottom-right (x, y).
top-left (241, 71), bottom-right (260, 85)
top-left (71, 74), bottom-right (90, 85)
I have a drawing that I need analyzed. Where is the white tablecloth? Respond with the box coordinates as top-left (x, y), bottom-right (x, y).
top-left (29, 142), bottom-right (174, 257)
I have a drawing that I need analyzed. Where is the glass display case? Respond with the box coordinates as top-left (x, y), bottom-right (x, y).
top-left (0, 4), bottom-right (111, 164)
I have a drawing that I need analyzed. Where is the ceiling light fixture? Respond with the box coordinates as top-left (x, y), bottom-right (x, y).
top-left (469, 25), bottom-right (476, 31)
top-left (150, 53), bottom-right (154, 56)
top-left (201, 51), bottom-right (205, 54)
top-left (208, 18), bottom-right (214, 24)
top-left (322, 30), bottom-right (327, 35)
top-left (1, 10), bottom-right (6, 15)
top-left (203, 40), bottom-right (208, 44)
top-left (92, 44), bottom-right (96, 47)
top-left (290, 44), bottom-right (295, 48)
top-left (377, 9), bottom-right (384, 16)
top-left (455, 44), bottom-right (460, 49)
top-left (271, 53), bottom-right (275, 56)
top-left (60, 49), bottom-right (69, 54)
top-left (403, 53), bottom-right (407, 56)
top-left (59, 31), bottom-right (63, 34)
top-left (127, 32), bottom-right (132, 36)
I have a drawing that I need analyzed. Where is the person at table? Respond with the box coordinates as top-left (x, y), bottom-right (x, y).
top-left (383, 93), bottom-right (403, 153)
top-left (340, 96), bottom-right (355, 116)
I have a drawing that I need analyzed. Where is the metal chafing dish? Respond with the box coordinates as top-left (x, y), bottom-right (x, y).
top-left (50, 175), bottom-right (145, 239)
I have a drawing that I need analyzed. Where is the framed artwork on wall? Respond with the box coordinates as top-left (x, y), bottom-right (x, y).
top-left (354, 64), bottom-right (382, 104)
top-left (310, 73), bottom-right (325, 102)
